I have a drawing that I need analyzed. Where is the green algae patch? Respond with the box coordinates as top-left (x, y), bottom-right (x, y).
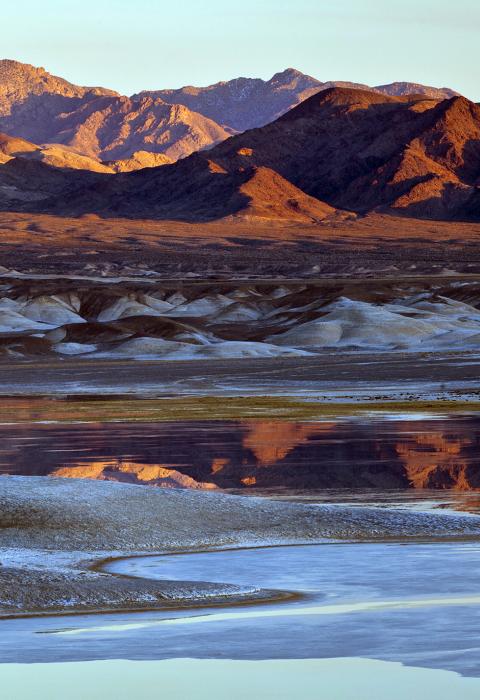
top-left (0, 395), bottom-right (480, 424)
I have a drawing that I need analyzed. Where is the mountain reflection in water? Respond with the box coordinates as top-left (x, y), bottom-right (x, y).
top-left (1, 415), bottom-right (480, 492)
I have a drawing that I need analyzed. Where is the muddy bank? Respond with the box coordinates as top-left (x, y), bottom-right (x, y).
top-left (2, 477), bottom-right (480, 617)
top-left (0, 564), bottom-right (286, 618)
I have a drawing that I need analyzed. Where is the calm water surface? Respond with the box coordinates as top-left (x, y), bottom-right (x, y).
top-left (1, 413), bottom-right (480, 495)
top-left (2, 542), bottom-right (480, 696)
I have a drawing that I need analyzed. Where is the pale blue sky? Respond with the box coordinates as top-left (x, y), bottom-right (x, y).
top-left (6, 0), bottom-right (480, 98)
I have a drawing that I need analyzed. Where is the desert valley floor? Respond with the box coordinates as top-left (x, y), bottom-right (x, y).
top-left (1, 209), bottom-right (480, 698)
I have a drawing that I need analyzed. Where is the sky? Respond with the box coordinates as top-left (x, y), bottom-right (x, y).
top-left (5, 0), bottom-right (480, 99)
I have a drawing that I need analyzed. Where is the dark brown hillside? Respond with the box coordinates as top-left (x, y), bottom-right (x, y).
top-left (35, 156), bottom-right (336, 222)
top-left (203, 89), bottom-right (480, 220)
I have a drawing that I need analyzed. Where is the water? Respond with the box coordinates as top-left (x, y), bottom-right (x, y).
top-left (2, 658), bottom-right (480, 700)
top-left (1, 414), bottom-right (480, 494)
top-left (3, 409), bottom-right (480, 697)
top-left (2, 542), bottom-right (480, 697)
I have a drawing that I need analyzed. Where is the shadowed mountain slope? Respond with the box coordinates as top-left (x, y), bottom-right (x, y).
top-left (25, 155), bottom-right (337, 222)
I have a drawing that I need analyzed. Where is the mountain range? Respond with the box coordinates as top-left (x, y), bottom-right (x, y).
top-left (0, 60), bottom-right (461, 168)
top-left (0, 59), bottom-right (478, 224)
top-left (4, 86), bottom-right (478, 223)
